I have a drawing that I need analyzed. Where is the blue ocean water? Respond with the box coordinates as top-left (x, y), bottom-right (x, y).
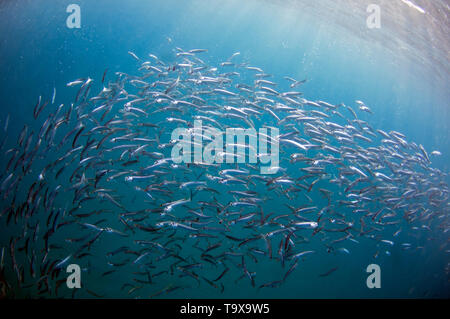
top-left (0, 0), bottom-right (448, 298)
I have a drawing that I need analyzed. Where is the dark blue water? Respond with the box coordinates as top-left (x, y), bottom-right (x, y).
top-left (0, 0), bottom-right (448, 298)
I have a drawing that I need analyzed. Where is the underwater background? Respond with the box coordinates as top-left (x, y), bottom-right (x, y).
top-left (0, 0), bottom-right (448, 298)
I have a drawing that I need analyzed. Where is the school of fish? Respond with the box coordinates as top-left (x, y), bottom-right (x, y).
top-left (0, 46), bottom-right (448, 298)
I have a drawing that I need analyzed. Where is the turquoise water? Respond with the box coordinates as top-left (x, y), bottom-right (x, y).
top-left (0, 0), bottom-right (448, 298)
